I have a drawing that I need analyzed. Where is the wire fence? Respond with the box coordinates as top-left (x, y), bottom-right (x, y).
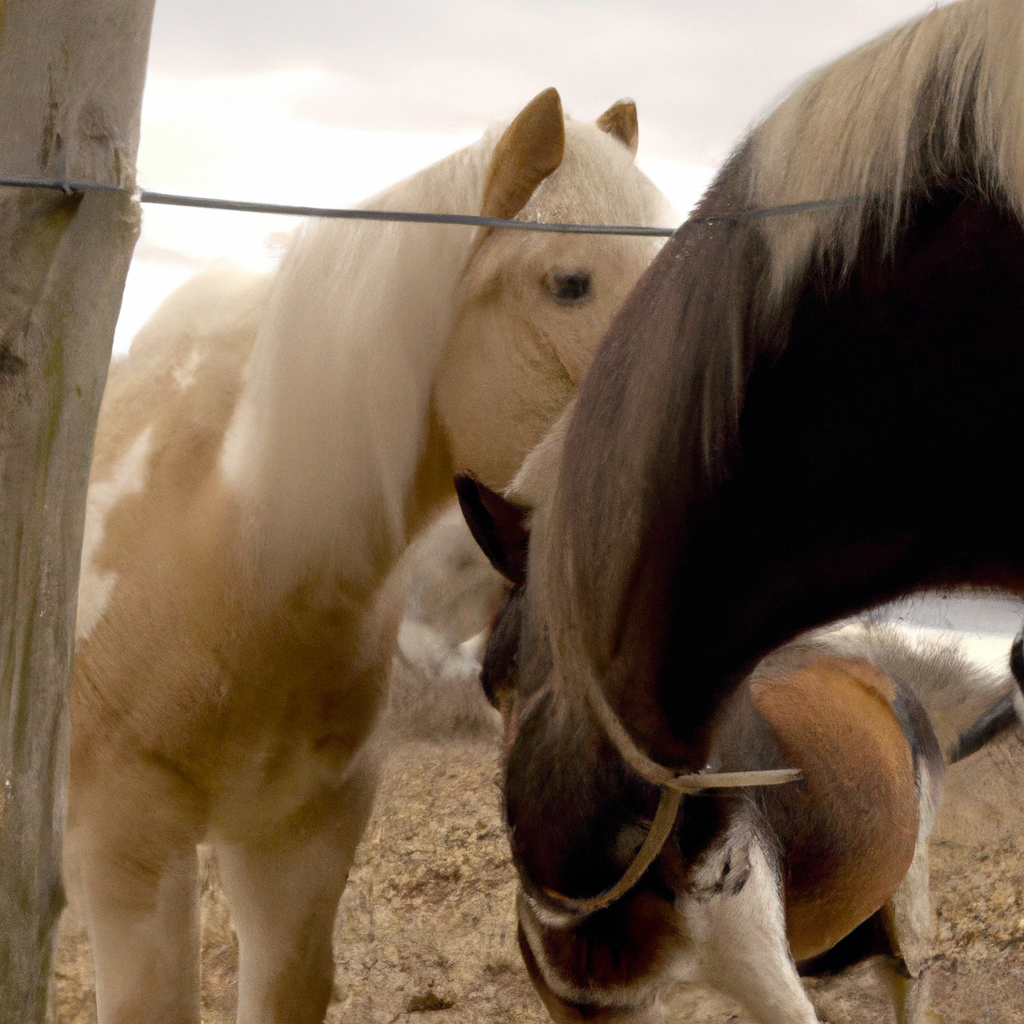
top-left (0, 174), bottom-right (865, 235)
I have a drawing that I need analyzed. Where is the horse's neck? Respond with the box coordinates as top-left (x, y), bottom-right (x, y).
top-left (220, 138), bottom-right (493, 604)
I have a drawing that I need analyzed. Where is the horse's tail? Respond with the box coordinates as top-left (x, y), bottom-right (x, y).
top-left (948, 692), bottom-right (1019, 763)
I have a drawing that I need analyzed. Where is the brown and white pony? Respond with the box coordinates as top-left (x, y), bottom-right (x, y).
top-left (458, 450), bottom-right (1016, 1024)
top-left (455, 0), bottom-right (1024, 1018)
top-left (66, 88), bottom-right (673, 1024)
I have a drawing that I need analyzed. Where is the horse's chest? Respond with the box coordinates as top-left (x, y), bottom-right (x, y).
top-left (207, 596), bottom-right (396, 821)
top-left (750, 659), bottom-right (918, 961)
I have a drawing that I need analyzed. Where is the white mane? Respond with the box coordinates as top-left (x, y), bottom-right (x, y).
top-left (220, 134), bottom-right (498, 599)
top-left (750, 0), bottom-right (1024, 298)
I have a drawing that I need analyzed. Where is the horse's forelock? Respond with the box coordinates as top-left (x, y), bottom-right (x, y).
top-left (523, 117), bottom-right (675, 231)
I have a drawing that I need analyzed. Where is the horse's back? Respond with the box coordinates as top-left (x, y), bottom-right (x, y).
top-left (749, 658), bottom-right (919, 961)
top-left (91, 267), bottom-right (270, 490)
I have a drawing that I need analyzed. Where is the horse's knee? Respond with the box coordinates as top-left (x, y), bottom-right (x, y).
top-left (64, 749), bottom-right (206, 1023)
top-left (213, 763), bottom-right (380, 1024)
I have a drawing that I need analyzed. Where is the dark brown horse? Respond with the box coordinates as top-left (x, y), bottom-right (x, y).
top-left (457, 0), bottom-right (1024, 1019)
top-left (460, 469), bottom-right (1017, 1022)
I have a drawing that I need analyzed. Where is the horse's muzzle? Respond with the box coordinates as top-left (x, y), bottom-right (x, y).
top-left (516, 919), bottom-right (641, 1024)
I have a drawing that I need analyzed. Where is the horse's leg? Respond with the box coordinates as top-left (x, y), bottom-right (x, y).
top-left (214, 753), bottom-right (380, 1024)
top-left (64, 755), bottom-right (205, 1024)
top-left (879, 965), bottom-right (937, 1024)
top-left (683, 827), bottom-right (819, 1024)
top-left (877, 787), bottom-right (939, 1024)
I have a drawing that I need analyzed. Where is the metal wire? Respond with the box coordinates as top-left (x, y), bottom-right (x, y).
top-left (0, 176), bottom-right (125, 195)
top-left (701, 194), bottom-right (867, 222)
top-left (0, 174), bottom-right (866, 235)
top-left (139, 189), bottom-right (677, 235)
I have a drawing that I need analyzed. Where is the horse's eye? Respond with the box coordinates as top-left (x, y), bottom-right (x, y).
top-left (545, 271), bottom-right (591, 304)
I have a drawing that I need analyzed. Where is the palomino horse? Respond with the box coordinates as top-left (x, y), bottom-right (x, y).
top-left (67, 88), bottom-right (672, 1024)
top-left (454, 0), bottom-right (1024, 1018)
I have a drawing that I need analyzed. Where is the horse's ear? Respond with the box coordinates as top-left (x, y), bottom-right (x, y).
top-left (596, 99), bottom-right (638, 156)
top-left (481, 88), bottom-right (565, 221)
top-left (455, 475), bottom-right (530, 586)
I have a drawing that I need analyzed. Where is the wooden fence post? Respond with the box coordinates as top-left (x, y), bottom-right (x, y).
top-left (0, 2), bottom-right (156, 1020)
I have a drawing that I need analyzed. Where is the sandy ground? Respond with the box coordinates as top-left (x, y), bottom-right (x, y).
top-left (52, 719), bottom-right (1024, 1024)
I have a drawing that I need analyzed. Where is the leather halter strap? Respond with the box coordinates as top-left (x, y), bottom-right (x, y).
top-left (533, 654), bottom-right (803, 917)
top-left (540, 766), bottom-right (801, 916)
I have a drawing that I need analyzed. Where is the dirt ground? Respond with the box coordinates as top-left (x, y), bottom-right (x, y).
top-left (52, 721), bottom-right (1024, 1024)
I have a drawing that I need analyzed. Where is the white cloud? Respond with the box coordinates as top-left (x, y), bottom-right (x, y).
top-left (148, 1), bottom-right (947, 164)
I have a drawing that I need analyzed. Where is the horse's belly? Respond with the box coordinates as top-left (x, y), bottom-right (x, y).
top-left (750, 658), bottom-right (919, 962)
top-left (208, 728), bottom-right (375, 841)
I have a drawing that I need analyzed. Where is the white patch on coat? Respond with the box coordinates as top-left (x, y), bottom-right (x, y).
top-left (386, 619), bottom-right (501, 739)
top-left (171, 350), bottom-right (204, 391)
top-left (885, 755), bottom-right (938, 978)
top-left (668, 826), bottom-right (819, 1024)
top-left (76, 427), bottom-right (155, 641)
top-left (459, 630), bottom-right (487, 663)
top-left (818, 621), bottom-right (1017, 752)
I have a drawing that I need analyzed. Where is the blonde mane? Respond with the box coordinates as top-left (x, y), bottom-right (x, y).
top-left (220, 136), bottom-right (498, 599)
top-left (219, 116), bottom-right (670, 604)
top-left (749, 0), bottom-right (1024, 297)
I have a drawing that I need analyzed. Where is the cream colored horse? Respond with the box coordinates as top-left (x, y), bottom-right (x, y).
top-left (67, 88), bottom-right (673, 1024)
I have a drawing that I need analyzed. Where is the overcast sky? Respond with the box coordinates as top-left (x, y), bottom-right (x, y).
top-left (145, 0), bottom-right (941, 164)
top-left (119, 1), bottom-right (948, 351)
